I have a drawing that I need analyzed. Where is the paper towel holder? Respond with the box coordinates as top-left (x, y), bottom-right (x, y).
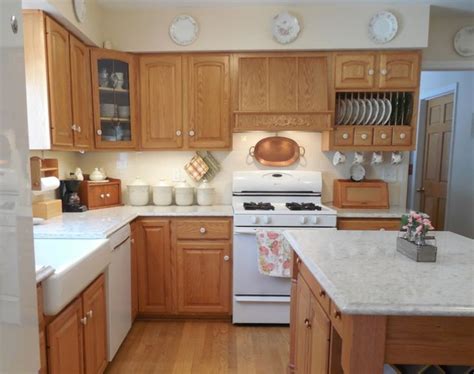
top-left (30, 157), bottom-right (59, 191)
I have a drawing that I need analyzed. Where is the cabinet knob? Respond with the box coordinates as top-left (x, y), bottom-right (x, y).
top-left (334, 311), bottom-right (341, 320)
top-left (106, 193), bottom-right (111, 198)
top-left (304, 318), bottom-right (311, 328)
top-left (189, 130), bottom-right (195, 137)
top-left (224, 255), bottom-right (230, 262)
top-left (199, 227), bottom-right (206, 234)
top-left (381, 133), bottom-right (388, 140)
top-left (86, 310), bottom-right (93, 318)
top-left (380, 228), bottom-right (386, 231)
top-left (176, 130), bottom-right (182, 137)
top-left (80, 317), bottom-right (88, 325)
top-left (71, 124), bottom-right (77, 131)
top-left (342, 133), bottom-right (349, 140)
top-left (296, 257), bottom-right (301, 264)
top-left (361, 133), bottom-right (368, 140)
top-left (131, 238), bottom-right (135, 244)
top-left (319, 290), bottom-right (326, 297)
top-left (380, 68), bottom-right (388, 76)
top-left (100, 194), bottom-right (105, 199)
top-left (399, 133), bottom-right (407, 140)
top-left (368, 68), bottom-right (375, 76)
top-left (77, 126), bottom-right (81, 133)
top-left (97, 129), bottom-right (103, 136)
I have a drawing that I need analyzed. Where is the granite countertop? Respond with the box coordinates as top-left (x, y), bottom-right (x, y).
top-left (33, 205), bottom-right (233, 239)
top-left (284, 230), bottom-right (474, 317)
top-left (326, 203), bottom-right (407, 218)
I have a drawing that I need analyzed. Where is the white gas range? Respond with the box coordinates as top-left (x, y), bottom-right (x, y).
top-left (232, 171), bottom-right (337, 324)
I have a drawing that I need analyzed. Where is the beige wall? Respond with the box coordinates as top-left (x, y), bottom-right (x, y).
top-left (423, 13), bottom-right (474, 70)
top-left (74, 133), bottom-right (409, 207)
top-left (102, 4), bottom-right (429, 52)
top-left (23, 0), bottom-right (104, 46)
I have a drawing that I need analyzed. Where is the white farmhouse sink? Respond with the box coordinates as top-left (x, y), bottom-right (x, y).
top-left (34, 239), bottom-right (111, 315)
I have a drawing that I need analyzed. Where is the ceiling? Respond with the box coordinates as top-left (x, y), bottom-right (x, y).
top-left (97, 0), bottom-right (474, 13)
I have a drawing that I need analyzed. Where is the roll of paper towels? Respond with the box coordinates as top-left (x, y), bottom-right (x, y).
top-left (40, 176), bottom-right (60, 191)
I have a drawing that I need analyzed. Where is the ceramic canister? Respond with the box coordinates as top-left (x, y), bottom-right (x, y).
top-left (196, 179), bottom-right (215, 206)
top-left (174, 181), bottom-right (194, 206)
top-left (127, 177), bottom-right (149, 206)
top-left (152, 179), bottom-right (173, 206)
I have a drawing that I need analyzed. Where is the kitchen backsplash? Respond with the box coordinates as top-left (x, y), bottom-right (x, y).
top-left (30, 132), bottom-right (409, 207)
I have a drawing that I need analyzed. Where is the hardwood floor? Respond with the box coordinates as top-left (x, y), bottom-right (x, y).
top-left (106, 320), bottom-right (290, 374)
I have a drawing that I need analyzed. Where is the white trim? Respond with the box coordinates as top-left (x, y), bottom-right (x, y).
top-left (422, 60), bottom-right (474, 71)
top-left (410, 83), bottom-right (458, 229)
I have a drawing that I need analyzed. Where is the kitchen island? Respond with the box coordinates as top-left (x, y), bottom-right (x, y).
top-left (284, 230), bottom-right (474, 373)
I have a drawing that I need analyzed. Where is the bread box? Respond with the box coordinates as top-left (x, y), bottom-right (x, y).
top-left (333, 179), bottom-right (389, 209)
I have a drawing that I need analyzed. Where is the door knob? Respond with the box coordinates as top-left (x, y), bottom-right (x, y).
top-left (223, 255), bottom-right (230, 262)
top-left (304, 318), bottom-right (311, 328)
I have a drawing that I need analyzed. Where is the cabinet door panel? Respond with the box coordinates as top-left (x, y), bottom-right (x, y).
top-left (70, 35), bottom-right (93, 150)
top-left (298, 56), bottom-right (330, 112)
top-left (87, 185), bottom-right (105, 209)
top-left (379, 52), bottom-right (420, 89)
top-left (175, 241), bottom-right (231, 314)
top-left (295, 275), bottom-right (312, 373)
top-left (45, 16), bottom-right (73, 148)
top-left (47, 298), bottom-right (84, 374)
top-left (186, 54), bottom-right (231, 149)
top-left (307, 296), bottom-right (331, 373)
top-left (335, 53), bottom-right (376, 89)
top-left (268, 57), bottom-right (297, 111)
top-left (104, 184), bottom-right (121, 206)
top-left (137, 220), bottom-right (173, 314)
top-left (82, 274), bottom-right (107, 374)
top-left (238, 57), bottom-right (268, 111)
top-left (140, 55), bottom-right (183, 149)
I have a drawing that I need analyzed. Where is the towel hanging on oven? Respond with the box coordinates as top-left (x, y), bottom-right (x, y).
top-left (256, 230), bottom-right (292, 278)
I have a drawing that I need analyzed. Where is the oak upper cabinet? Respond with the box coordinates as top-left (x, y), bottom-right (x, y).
top-left (136, 219), bottom-right (173, 314)
top-left (70, 35), bottom-right (94, 149)
top-left (91, 49), bottom-right (138, 149)
top-left (140, 55), bottom-right (183, 149)
top-left (232, 53), bottom-right (333, 132)
top-left (185, 54), bottom-right (231, 149)
top-left (23, 11), bottom-right (92, 150)
top-left (334, 53), bottom-right (376, 89)
top-left (175, 241), bottom-right (231, 314)
top-left (82, 274), bottom-right (108, 374)
top-left (47, 298), bottom-right (85, 374)
top-left (378, 51), bottom-right (421, 89)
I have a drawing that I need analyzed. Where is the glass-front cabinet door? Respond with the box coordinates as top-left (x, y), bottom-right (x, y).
top-left (90, 49), bottom-right (137, 149)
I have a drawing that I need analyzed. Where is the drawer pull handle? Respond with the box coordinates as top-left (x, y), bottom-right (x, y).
top-left (319, 290), bottom-right (326, 297)
top-left (80, 317), bottom-right (87, 325)
top-left (381, 133), bottom-right (388, 140)
top-left (199, 227), bottom-right (206, 234)
top-left (361, 133), bottom-right (368, 140)
top-left (176, 130), bottom-right (182, 137)
top-left (368, 68), bottom-right (375, 76)
top-left (400, 133), bottom-right (407, 140)
top-left (189, 130), bottom-right (195, 137)
top-left (106, 193), bottom-right (111, 198)
top-left (304, 318), bottom-right (311, 328)
top-left (224, 255), bottom-right (230, 262)
top-left (342, 133), bottom-right (349, 140)
top-left (86, 310), bottom-right (93, 318)
top-left (100, 194), bottom-right (105, 199)
top-left (334, 311), bottom-right (341, 320)
top-left (380, 68), bottom-right (388, 76)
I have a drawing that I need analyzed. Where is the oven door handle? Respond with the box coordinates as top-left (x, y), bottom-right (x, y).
top-left (234, 227), bottom-right (258, 235)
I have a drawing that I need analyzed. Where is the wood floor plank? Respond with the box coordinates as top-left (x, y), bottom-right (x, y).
top-left (106, 321), bottom-right (289, 374)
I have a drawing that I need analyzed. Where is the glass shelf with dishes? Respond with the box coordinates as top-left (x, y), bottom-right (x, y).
top-left (91, 49), bottom-right (136, 148)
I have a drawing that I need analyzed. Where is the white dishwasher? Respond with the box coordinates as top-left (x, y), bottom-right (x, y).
top-left (106, 224), bottom-right (132, 361)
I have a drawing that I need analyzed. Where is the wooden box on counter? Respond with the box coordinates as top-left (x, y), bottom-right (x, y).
top-left (333, 179), bottom-right (389, 209)
top-left (79, 178), bottom-right (122, 210)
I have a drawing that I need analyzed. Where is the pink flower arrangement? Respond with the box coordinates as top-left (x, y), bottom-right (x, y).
top-left (401, 210), bottom-right (434, 241)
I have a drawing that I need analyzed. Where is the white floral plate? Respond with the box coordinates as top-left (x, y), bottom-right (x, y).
top-left (336, 100), bottom-right (346, 125)
top-left (343, 100), bottom-right (353, 125)
top-left (369, 98), bottom-right (379, 125)
top-left (169, 15), bottom-right (199, 46)
top-left (368, 11), bottom-right (398, 44)
top-left (363, 99), bottom-right (373, 125)
top-left (454, 26), bottom-right (474, 57)
top-left (272, 11), bottom-right (301, 44)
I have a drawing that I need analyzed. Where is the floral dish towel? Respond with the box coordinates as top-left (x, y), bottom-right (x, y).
top-left (256, 230), bottom-right (291, 278)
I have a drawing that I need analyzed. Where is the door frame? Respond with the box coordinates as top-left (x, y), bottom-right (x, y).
top-left (409, 83), bottom-right (458, 230)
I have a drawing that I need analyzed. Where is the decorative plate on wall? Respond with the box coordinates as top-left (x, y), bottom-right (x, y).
top-left (169, 15), bottom-right (199, 46)
top-left (272, 11), bottom-right (301, 44)
top-left (73, 0), bottom-right (86, 23)
top-left (454, 26), bottom-right (474, 57)
top-left (368, 11), bottom-right (398, 44)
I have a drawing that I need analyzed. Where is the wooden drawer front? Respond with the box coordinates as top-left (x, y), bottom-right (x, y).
top-left (300, 262), bottom-right (330, 315)
top-left (392, 127), bottom-right (412, 146)
top-left (334, 127), bottom-right (354, 146)
top-left (373, 127), bottom-right (393, 146)
top-left (337, 218), bottom-right (401, 231)
top-left (104, 184), bottom-right (121, 206)
top-left (333, 180), bottom-right (389, 209)
top-left (175, 219), bottom-right (231, 240)
top-left (353, 128), bottom-right (373, 146)
top-left (330, 301), bottom-right (344, 335)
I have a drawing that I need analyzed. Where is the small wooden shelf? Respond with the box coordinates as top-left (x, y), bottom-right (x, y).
top-left (98, 87), bottom-right (129, 93)
top-left (30, 157), bottom-right (59, 191)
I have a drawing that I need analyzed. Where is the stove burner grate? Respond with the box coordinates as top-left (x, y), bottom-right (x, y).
top-left (243, 202), bottom-right (275, 211)
top-left (285, 202), bottom-right (322, 211)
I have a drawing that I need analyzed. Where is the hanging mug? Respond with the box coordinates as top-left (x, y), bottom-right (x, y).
top-left (332, 151), bottom-right (346, 166)
top-left (371, 152), bottom-right (383, 165)
top-left (353, 152), bottom-right (365, 165)
top-left (391, 151), bottom-right (403, 165)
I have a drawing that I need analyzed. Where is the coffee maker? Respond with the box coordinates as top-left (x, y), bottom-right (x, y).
top-left (59, 180), bottom-right (87, 212)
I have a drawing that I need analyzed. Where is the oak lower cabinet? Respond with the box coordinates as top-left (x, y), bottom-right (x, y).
top-left (47, 274), bottom-right (107, 374)
top-left (135, 217), bottom-right (232, 317)
top-left (337, 218), bottom-right (401, 231)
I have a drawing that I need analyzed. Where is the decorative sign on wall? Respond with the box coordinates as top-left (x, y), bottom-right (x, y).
top-left (368, 11), bottom-right (399, 44)
top-left (169, 15), bottom-right (199, 46)
top-left (454, 26), bottom-right (474, 57)
top-left (272, 11), bottom-right (301, 44)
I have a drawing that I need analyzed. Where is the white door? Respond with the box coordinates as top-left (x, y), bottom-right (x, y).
top-left (0, 1), bottom-right (40, 372)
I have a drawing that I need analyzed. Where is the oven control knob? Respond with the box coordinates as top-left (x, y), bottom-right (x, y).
top-left (263, 216), bottom-right (271, 224)
top-left (300, 216), bottom-right (307, 224)
top-left (311, 216), bottom-right (318, 224)
top-left (251, 216), bottom-right (258, 224)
